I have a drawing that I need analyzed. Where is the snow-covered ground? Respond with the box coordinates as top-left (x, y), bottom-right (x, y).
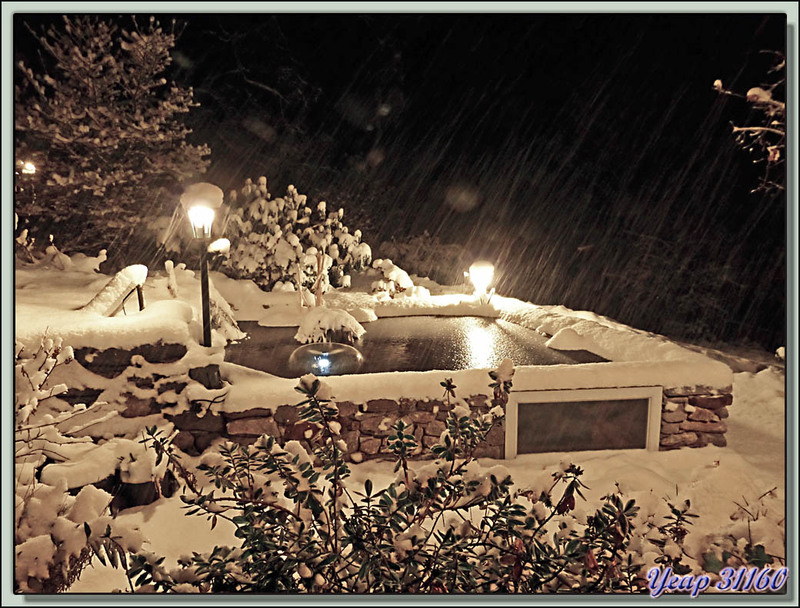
top-left (67, 363), bottom-right (786, 594)
top-left (12, 255), bottom-right (790, 595)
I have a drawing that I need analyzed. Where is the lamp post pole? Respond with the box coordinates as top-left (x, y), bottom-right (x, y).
top-left (182, 183), bottom-right (222, 349)
top-left (200, 241), bottom-right (212, 348)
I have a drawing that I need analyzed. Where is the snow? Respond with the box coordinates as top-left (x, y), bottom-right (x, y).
top-left (80, 264), bottom-right (148, 315)
top-left (372, 258), bottom-right (414, 290)
top-left (294, 306), bottom-right (366, 344)
top-left (68, 249), bottom-right (107, 273)
top-left (16, 298), bottom-right (195, 352)
top-left (61, 360), bottom-right (787, 594)
top-left (746, 87), bottom-right (773, 103)
top-left (12, 247), bottom-right (741, 432)
top-left (40, 437), bottom-right (169, 489)
top-left (207, 238), bottom-right (230, 254)
top-left (11, 249), bottom-right (789, 595)
top-left (545, 326), bottom-right (587, 351)
top-left (179, 182), bottom-right (223, 209)
top-left (16, 535), bottom-right (57, 581)
top-left (67, 486), bottom-right (114, 524)
top-left (494, 358), bottom-right (515, 383)
top-left (14, 248), bottom-right (737, 419)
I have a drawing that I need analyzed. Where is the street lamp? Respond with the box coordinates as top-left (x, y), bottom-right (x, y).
top-left (468, 260), bottom-right (495, 305)
top-left (181, 183), bottom-right (224, 348)
top-left (15, 160), bottom-right (38, 205)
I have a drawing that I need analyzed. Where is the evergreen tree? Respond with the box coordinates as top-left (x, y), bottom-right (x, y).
top-left (15, 15), bottom-right (211, 253)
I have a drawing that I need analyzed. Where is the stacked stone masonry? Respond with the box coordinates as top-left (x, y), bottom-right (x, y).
top-left (659, 390), bottom-right (732, 450)
top-left (213, 394), bottom-right (506, 461)
top-left (61, 342), bottom-right (226, 446)
top-left (58, 342), bottom-right (732, 458)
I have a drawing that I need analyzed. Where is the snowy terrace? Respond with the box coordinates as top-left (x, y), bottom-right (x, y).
top-left (16, 258), bottom-right (735, 462)
top-left (14, 255), bottom-right (786, 595)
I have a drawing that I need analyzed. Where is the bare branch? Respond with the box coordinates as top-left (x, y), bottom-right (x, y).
top-left (731, 126), bottom-right (785, 137)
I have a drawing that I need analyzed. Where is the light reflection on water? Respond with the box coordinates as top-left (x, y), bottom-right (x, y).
top-left (226, 316), bottom-right (606, 378)
top-left (466, 319), bottom-right (499, 370)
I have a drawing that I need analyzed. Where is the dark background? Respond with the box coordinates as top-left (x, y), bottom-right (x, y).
top-left (14, 12), bottom-right (788, 349)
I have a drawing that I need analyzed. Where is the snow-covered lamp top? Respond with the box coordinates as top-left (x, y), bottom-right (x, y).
top-left (181, 182), bottom-right (223, 239)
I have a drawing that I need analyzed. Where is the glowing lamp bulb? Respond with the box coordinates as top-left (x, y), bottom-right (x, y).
top-left (187, 205), bottom-right (215, 239)
top-left (469, 261), bottom-right (494, 296)
top-left (21, 161), bottom-right (36, 175)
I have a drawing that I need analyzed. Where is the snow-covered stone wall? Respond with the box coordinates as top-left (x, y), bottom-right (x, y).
top-left (170, 394), bottom-right (506, 460)
top-left (161, 386), bottom-right (732, 459)
top-left (47, 340), bottom-right (230, 444)
top-left (47, 341), bottom-right (733, 459)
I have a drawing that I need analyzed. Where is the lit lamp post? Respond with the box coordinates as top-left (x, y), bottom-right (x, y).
top-left (181, 183), bottom-right (224, 348)
top-left (15, 160), bottom-right (37, 203)
top-left (468, 260), bottom-right (495, 305)
top-left (189, 206), bottom-right (214, 347)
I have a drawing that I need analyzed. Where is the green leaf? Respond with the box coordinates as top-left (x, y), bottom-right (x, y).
top-left (721, 550), bottom-right (733, 563)
top-left (93, 547), bottom-right (107, 567)
top-left (745, 544), bottom-right (774, 568)
top-left (107, 544), bottom-right (119, 568)
top-left (702, 552), bottom-right (723, 574)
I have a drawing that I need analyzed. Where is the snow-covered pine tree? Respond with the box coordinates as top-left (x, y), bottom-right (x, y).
top-left (15, 15), bottom-right (211, 253)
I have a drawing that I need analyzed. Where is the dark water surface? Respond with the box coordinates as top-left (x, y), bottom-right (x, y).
top-left (226, 317), bottom-right (606, 378)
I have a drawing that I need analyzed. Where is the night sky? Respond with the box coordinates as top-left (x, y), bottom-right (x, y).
top-left (13, 11), bottom-right (788, 346)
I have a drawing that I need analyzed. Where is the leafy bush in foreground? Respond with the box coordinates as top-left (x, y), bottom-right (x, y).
top-left (17, 350), bottom-right (785, 594)
top-left (132, 372), bottom-right (651, 593)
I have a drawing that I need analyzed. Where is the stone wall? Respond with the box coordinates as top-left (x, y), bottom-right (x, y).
top-left (173, 386), bottom-right (733, 458)
top-left (58, 341), bottom-right (226, 426)
top-left (174, 394), bottom-right (506, 461)
top-left (57, 343), bottom-right (732, 457)
top-left (659, 389), bottom-right (732, 450)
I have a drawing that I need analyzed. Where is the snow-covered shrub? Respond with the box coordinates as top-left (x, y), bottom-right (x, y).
top-left (14, 336), bottom-right (148, 592)
top-left (379, 232), bottom-right (472, 286)
top-left (370, 258), bottom-right (414, 297)
top-left (294, 307), bottom-right (366, 344)
top-left (13, 222), bottom-right (107, 272)
top-left (14, 214), bottom-right (38, 264)
top-left (132, 370), bottom-right (658, 594)
top-left (629, 486), bottom-right (785, 589)
top-left (698, 488), bottom-right (785, 577)
top-left (15, 15), bottom-right (211, 254)
top-left (224, 177), bottom-right (371, 293)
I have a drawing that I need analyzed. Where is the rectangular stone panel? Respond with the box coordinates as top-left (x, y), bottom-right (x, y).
top-left (516, 398), bottom-right (650, 453)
